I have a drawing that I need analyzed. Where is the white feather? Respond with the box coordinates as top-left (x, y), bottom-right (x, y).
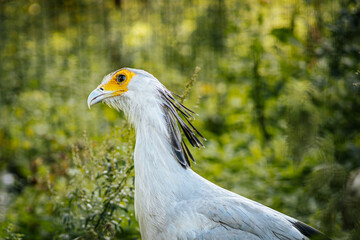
top-left (99, 68), bottom-right (328, 240)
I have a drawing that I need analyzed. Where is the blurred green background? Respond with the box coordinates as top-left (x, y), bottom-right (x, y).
top-left (0, 0), bottom-right (360, 239)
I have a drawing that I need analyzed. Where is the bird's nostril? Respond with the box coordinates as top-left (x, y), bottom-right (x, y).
top-left (99, 87), bottom-right (104, 91)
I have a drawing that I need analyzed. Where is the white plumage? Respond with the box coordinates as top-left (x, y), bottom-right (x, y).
top-left (87, 68), bottom-right (330, 240)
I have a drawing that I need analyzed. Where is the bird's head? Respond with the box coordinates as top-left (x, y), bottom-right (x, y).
top-left (88, 67), bottom-right (205, 168)
top-left (87, 68), bottom-right (163, 113)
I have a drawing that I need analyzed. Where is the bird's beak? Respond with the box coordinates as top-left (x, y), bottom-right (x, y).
top-left (87, 88), bottom-right (115, 109)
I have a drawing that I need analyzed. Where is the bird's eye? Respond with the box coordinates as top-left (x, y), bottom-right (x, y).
top-left (116, 74), bottom-right (126, 83)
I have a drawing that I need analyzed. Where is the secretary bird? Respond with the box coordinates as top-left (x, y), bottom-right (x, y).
top-left (87, 68), bottom-right (331, 240)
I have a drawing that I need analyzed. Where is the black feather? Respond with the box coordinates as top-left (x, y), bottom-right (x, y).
top-left (182, 140), bottom-right (195, 163)
top-left (181, 142), bottom-right (191, 167)
top-left (165, 91), bottom-right (195, 114)
top-left (165, 111), bottom-right (187, 167)
top-left (163, 94), bottom-right (193, 119)
top-left (290, 220), bottom-right (332, 240)
top-left (159, 88), bottom-right (205, 168)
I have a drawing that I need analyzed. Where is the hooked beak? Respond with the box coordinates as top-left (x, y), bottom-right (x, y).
top-left (87, 88), bottom-right (114, 109)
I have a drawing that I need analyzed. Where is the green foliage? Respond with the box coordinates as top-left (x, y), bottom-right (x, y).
top-left (0, 0), bottom-right (359, 239)
top-left (1, 224), bottom-right (24, 240)
top-left (1, 127), bottom-right (139, 240)
top-left (53, 128), bottom-right (138, 239)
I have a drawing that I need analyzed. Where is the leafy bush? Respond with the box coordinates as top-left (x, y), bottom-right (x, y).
top-left (1, 127), bottom-right (139, 240)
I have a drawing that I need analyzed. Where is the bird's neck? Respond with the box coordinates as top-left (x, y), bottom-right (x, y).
top-left (132, 104), bottom-right (190, 188)
top-left (129, 103), bottom-right (226, 238)
top-left (132, 105), bottom-right (198, 233)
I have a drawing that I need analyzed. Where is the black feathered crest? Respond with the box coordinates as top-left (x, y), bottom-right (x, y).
top-left (159, 89), bottom-right (206, 168)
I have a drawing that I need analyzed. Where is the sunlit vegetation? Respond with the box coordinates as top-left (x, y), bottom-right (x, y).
top-left (0, 0), bottom-right (359, 239)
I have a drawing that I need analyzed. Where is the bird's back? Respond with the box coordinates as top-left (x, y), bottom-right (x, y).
top-left (138, 169), bottom-right (328, 240)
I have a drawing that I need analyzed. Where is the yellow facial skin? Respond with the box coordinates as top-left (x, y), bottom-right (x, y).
top-left (100, 69), bottom-right (136, 96)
